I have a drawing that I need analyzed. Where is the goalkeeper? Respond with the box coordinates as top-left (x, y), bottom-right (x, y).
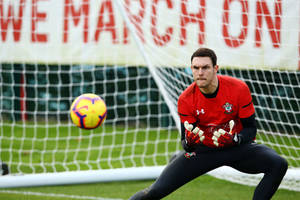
top-left (129, 48), bottom-right (288, 200)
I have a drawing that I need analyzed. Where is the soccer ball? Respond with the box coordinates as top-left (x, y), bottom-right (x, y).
top-left (70, 93), bottom-right (107, 129)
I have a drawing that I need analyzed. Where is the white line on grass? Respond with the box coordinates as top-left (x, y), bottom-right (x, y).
top-left (0, 190), bottom-right (123, 200)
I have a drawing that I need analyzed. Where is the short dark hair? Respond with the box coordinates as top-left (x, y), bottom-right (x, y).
top-left (191, 48), bottom-right (217, 66)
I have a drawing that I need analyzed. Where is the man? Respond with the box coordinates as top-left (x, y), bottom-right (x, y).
top-left (129, 48), bottom-right (288, 200)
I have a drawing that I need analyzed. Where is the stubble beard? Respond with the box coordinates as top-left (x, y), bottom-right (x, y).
top-left (195, 78), bottom-right (208, 89)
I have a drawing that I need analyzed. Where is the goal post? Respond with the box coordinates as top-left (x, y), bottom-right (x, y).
top-left (0, 0), bottom-right (299, 192)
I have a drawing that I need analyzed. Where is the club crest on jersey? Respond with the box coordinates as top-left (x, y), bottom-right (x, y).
top-left (223, 102), bottom-right (233, 114)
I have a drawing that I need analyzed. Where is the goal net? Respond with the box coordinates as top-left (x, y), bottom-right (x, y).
top-left (0, 0), bottom-right (299, 191)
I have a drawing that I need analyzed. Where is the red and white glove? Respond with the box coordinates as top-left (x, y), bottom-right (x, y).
top-left (184, 121), bottom-right (204, 147)
top-left (183, 121), bottom-right (217, 149)
top-left (212, 120), bottom-right (239, 147)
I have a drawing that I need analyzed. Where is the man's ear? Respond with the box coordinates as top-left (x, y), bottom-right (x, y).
top-left (214, 65), bottom-right (219, 73)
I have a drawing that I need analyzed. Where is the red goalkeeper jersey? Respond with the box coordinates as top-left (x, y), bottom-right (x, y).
top-left (178, 75), bottom-right (255, 136)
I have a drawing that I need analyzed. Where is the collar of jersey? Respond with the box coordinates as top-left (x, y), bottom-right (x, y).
top-left (201, 79), bottom-right (219, 98)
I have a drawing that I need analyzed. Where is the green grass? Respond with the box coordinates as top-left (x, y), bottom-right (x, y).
top-left (0, 122), bottom-right (299, 199)
top-left (1, 122), bottom-right (299, 174)
top-left (0, 175), bottom-right (299, 200)
top-left (1, 123), bottom-right (181, 173)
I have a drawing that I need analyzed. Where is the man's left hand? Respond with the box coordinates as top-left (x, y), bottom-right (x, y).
top-left (212, 129), bottom-right (239, 147)
top-left (212, 120), bottom-right (239, 147)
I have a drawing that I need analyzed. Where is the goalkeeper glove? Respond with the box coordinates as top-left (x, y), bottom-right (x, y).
top-left (212, 120), bottom-right (239, 147)
top-left (183, 121), bottom-right (221, 149)
top-left (183, 121), bottom-right (204, 151)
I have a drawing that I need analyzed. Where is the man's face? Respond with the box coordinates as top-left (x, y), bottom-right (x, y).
top-left (191, 56), bottom-right (218, 89)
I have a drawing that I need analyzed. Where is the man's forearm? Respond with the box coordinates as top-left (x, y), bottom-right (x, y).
top-left (239, 114), bottom-right (257, 144)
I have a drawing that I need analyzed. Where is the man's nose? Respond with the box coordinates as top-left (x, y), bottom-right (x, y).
top-left (198, 68), bottom-right (204, 75)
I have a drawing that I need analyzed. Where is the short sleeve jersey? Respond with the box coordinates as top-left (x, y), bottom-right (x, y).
top-left (177, 75), bottom-right (255, 134)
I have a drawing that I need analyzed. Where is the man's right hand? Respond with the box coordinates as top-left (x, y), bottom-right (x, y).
top-left (183, 121), bottom-right (205, 149)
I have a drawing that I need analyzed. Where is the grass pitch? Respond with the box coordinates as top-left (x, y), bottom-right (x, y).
top-left (0, 175), bottom-right (300, 200)
top-left (0, 122), bottom-right (299, 199)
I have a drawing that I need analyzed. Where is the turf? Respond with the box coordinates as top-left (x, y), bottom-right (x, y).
top-left (0, 175), bottom-right (299, 200)
top-left (0, 123), bottom-right (299, 199)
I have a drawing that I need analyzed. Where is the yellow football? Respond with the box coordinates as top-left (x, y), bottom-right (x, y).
top-left (70, 93), bottom-right (107, 129)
